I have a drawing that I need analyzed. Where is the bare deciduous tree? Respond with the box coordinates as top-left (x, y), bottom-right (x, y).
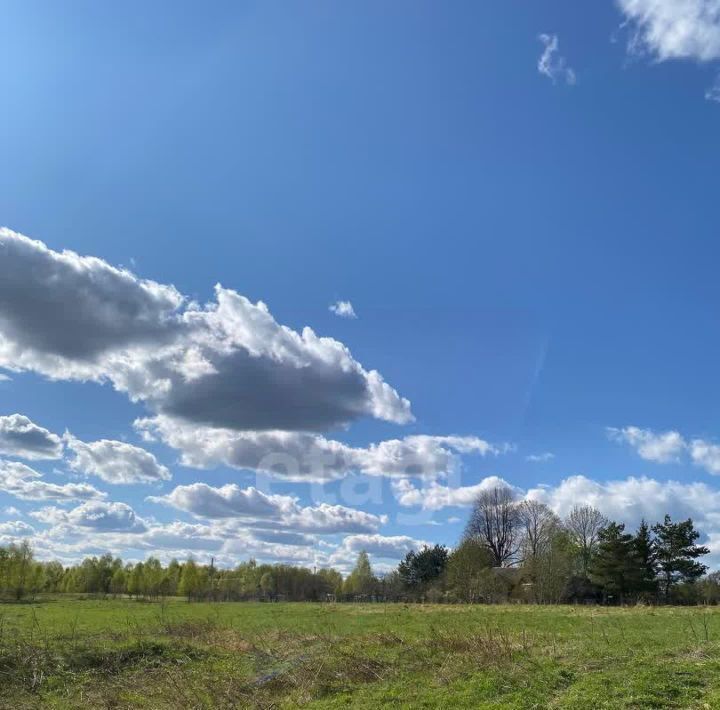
top-left (464, 485), bottom-right (520, 567)
top-left (565, 504), bottom-right (607, 578)
top-left (528, 528), bottom-right (576, 604)
top-left (518, 500), bottom-right (561, 562)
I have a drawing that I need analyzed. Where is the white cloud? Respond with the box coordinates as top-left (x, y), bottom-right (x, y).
top-left (529, 476), bottom-right (720, 573)
top-left (28, 507), bottom-right (68, 526)
top-left (538, 34), bottom-right (577, 85)
top-left (0, 229), bottom-right (411, 433)
top-left (527, 474), bottom-right (720, 531)
top-left (392, 475), bottom-right (520, 510)
top-left (328, 534), bottom-right (429, 571)
top-left (1, 416), bottom-right (172, 484)
top-left (689, 439), bottom-right (720, 474)
top-left (526, 452), bottom-right (555, 463)
top-left (329, 300), bottom-right (357, 319)
top-left (0, 414), bottom-right (63, 460)
top-left (149, 483), bottom-right (296, 519)
top-left (393, 469), bottom-right (720, 562)
top-left (393, 470), bottom-right (720, 552)
top-left (65, 436), bottom-right (170, 484)
top-left (617, 0), bottom-right (720, 62)
top-left (249, 529), bottom-right (314, 546)
top-left (607, 425), bottom-right (686, 463)
top-left (32, 501), bottom-right (147, 533)
top-left (221, 537), bottom-right (320, 566)
top-left (29, 509), bottom-right (217, 551)
top-left (282, 502), bottom-right (387, 534)
top-left (0, 228), bottom-right (183, 373)
top-left (20, 471), bottom-right (720, 569)
top-left (0, 520), bottom-right (34, 536)
top-left (0, 460), bottom-right (106, 502)
top-left (22, 508), bottom-right (332, 567)
top-left (351, 434), bottom-right (505, 478)
top-left (149, 481), bottom-right (387, 534)
top-left (0, 373), bottom-right (10, 382)
top-left (706, 73), bottom-right (720, 100)
top-left (122, 521), bottom-right (223, 551)
top-left (136, 415), bottom-right (503, 481)
top-left (608, 425), bottom-right (720, 477)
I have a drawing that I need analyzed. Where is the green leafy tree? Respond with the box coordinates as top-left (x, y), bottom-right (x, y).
top-left (43, 561), bottom-right (65, 593)
top-left (259, 571), bottom-right (275, 599)
top-left (178, 559), bottom-right (209, 601)
top-left (127, 563), bottom-right (145, 598)
top-left (4, 541), bottom-right (34, 600)
top-left (143, 557), bottom-right (163, 598)
top-left (398, 545), bottom-right (448, 591)
top-left (444, 538), bottom-right (493, 602)
top-left (165, 559), bottom-right (181, 595)
top-left (343, 551), bottom-right (377, 598)
top-left (109, 567), bottom-right (126, 596)
top-left (316, 568), bottom-right (343, 598)
top-left (178, 559), bottom-right (198, 600)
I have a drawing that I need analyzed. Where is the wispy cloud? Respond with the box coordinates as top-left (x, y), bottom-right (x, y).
top-left (538, 33), bottom-right (576, 85)
top-left (329, 300), bottom-right (357, 319)
top-left (706, 74), bottom-right (720, 101)
top-left (526, 452), bottom-right (555, 463)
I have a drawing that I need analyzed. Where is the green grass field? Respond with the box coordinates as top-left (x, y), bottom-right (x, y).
top-left (2, 598), bottom-right (720, 708)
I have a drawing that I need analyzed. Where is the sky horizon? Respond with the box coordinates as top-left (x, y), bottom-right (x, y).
top-left (3, 1), bottom-right (720, 573)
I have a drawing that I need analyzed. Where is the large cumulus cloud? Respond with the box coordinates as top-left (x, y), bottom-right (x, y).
top-left (0, 228), bottom-right (411, 432)
top-left (0, 229), bottom-right (183, 368)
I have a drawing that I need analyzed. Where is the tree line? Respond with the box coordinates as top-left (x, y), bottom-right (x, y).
top-left (391, 487), bottom-right (713, 605)
top-left (0, 542), bottom-right (344, 602)
top-left (0, 485), bottom-right (718, 605)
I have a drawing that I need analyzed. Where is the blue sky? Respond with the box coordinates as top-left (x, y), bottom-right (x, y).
top-left (3, 1), bottom-right (720, 571)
